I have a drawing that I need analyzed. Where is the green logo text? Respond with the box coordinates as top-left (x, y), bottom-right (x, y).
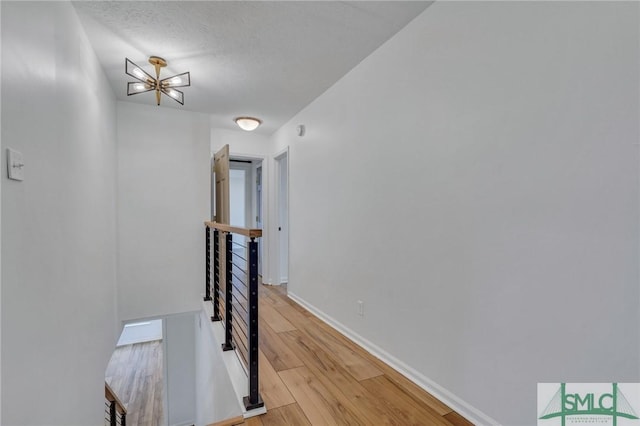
top-left (539, 383), bottom-right (639, 426)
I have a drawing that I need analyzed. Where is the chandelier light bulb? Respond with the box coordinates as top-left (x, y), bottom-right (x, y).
top-left (133, 68), bottom-right (145, 79)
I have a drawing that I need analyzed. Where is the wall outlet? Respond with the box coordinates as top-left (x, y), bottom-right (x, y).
top-left (357, 300), bottom-right (364, 316)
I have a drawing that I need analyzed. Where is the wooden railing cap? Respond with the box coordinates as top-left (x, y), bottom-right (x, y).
top-left (205, 221), bottom-right (262, 238)
top-left (105, 381), bottom-right (127, 415)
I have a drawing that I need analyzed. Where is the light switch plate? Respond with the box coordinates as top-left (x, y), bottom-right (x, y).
top-left (7, 148), bottom-right (24, 181)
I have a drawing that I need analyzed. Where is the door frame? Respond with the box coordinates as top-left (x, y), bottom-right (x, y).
top-left (227, 154), bottom-right (265, 230)
top-left (220, 152), bottom-right (267, 279)
top-left (274, 148), bottom-right (289, 286)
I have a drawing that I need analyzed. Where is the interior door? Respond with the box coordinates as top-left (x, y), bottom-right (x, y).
top-left (214, 144), bottom-right (230, 224)
top-left (214, 144), bottom-right (230, 303)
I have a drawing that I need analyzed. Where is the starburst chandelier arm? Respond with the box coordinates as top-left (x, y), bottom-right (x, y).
top-left (127, 81), bottom-right (155, 96)
top-left (125, 58), bottom-right (155, 84)
top-left (161, 87), bottom-right (184, 105)
top-left (160, 71), bottom-right (191, 88)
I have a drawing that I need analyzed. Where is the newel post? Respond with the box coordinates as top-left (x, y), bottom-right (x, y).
top-left (243, 236), bottom-right (264, 410)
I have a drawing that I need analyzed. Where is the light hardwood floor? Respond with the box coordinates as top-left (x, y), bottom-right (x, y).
top-left (231, 284), bottom-right (473, 426)
top-left (106, 284), bottom-right (472, 426)
top-left (105, 340), bottom-right (165, 426)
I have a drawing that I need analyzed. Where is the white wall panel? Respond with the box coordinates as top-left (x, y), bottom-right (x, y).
top-left (117, 102), bottom-right (210, 322)
top-left (271, 3), bottom-right (639, 423)
top-left (1, 2), bottom-right (118, 423)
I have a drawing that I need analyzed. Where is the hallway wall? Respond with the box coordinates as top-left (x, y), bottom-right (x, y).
top-left (1, 2), bottom-right (118, 424)
top-left (165, 313), bottom-right (196, 426)
top-left (117, 102), bottom-right (210, 322)
top-left (271, 2), bottom-right (639, 424)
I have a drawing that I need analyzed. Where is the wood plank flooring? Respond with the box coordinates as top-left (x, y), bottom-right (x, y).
top-left (106, 284), bottom-right (473, 426)
top-left (231, 284), bottom-right (473, 426)
top-left (105, 340), bottom-right (164, 426)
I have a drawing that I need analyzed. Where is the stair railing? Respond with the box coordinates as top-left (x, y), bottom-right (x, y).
top-left (105, 382), bottom-right (126, 426)
top-left (204, 221), bottom-right (264, 411)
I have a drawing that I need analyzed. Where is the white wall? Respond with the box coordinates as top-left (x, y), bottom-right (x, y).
top-left (117, 102), bottom-right (210, 322)
top-left (211, 128), bottom-right (272, 159)
top-left (194, 310), bottom-right (242, 426)
top-left (165, 313), bottom-right (196, 426)
top-left (116, 319), bottom-right (162, 346)
top-left (1, 2), bottom-right (118, 424)
top-left (271, 2), bottom-right (639, 424)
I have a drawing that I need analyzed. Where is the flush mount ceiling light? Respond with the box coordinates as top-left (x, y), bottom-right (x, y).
top-left (235, 117), bottom-right (262, 132)
top-left (125, 56), bottom-right (190, 106)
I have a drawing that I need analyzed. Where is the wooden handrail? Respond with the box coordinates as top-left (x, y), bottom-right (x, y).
top-left (204, 221), bottom-right (262, 238)
top-left (105, 382), bottom-right (127, 415)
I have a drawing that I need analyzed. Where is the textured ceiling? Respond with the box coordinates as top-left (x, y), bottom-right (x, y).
top-left (72, 1), bottom-right (431, 135)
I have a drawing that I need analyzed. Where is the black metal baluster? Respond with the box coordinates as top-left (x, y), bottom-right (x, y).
top-left (204, 226), bottom-right (212, 301)
top-left (212, 229), bottom-right (221, 321)
top-left (243, 237), bottom-right (264, 410)
top-left (222, 232), bottom-right (235, 351)
top-left (109, 401), bottom-right (116, 426)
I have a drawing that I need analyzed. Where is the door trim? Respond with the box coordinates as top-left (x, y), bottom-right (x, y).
top-left (274, 148), bottom-right (289, 286)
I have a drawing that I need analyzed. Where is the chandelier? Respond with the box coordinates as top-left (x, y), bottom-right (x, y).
top-left (125, 56), bottom-right (190, 106)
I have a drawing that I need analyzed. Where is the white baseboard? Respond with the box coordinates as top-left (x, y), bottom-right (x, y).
top-left (287, 291), bottom-right (501, 426)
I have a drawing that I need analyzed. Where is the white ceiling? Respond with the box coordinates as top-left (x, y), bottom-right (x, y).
top-left (72, 1), bottom-right (431, 135)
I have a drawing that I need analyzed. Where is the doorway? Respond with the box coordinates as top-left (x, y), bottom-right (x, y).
top-left (229, 160), bottom-right (253, 228)
top-left (275, 150), bottom-right (289, 285)
top-left (228, 157), bottom-right (264, 277)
